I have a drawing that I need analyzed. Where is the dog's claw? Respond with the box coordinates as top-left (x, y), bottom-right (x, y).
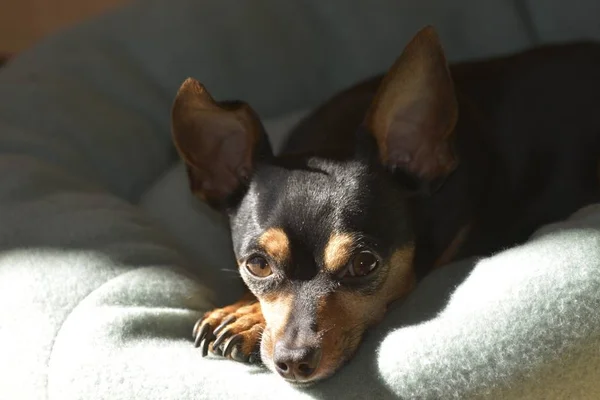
top-left (199, 321), bottom-right (211, 341)
top-left (193, 321), bottom-right (211, 348)
top-left (231, 346), bottom-right (251, 363)
top-left (193, 328), bottom-right (203, 348)
top-left (213, 315), bottom-right (236, 336)
top-left (248, 354), bottom-right (262, 365)
top-left (193, 319), bottom-right (203, 339)
top-left (223, 334), bottom-right (243, 358)
top-left (212, 329), bottom-right (230, 350)
top-left (200, 335), bottom-right (212, 357)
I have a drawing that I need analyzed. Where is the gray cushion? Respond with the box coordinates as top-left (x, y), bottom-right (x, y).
top-left (1, 0), bottom-right (599, 399)
top-left (526, 0), bottom-right (600, 43)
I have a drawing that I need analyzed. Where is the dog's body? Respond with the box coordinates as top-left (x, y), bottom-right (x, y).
top-left (172, 28), bottom-right (600, 384)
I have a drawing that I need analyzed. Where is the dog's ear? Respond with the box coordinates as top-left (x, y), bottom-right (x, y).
top-left (364, 26), bottom-right (458, 184)
top-left (171, 78), bottom-right (272, 209)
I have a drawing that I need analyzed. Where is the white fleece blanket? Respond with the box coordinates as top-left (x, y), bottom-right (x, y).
top-left (1, 0), bottom-right (600, 399)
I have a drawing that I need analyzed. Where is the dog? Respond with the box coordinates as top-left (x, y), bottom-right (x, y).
top-left (171, 26), bottom-right (600, 384)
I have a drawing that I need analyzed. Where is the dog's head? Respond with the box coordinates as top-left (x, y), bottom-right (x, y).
top-left (171, 26), bottom-right (458, 384)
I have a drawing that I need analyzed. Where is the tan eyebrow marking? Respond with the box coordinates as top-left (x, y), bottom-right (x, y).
top-left (323, 233), bottom-right (355, 273)
top-left (258, 227), bottom-right (291, 263)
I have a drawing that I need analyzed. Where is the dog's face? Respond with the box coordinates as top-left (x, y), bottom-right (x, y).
top-left (172, 26), bottom-right (458, 383)
top-left (230, 157), bottom-right (416, 381)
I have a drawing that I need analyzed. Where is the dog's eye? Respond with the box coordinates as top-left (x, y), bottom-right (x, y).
top-left (347, 251), bottom-right (379, 277)
top-left (245, 256), bottom-right (272, 278)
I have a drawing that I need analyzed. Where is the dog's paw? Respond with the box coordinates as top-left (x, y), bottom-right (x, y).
top-left (193, 297), bottom-right (264, 364)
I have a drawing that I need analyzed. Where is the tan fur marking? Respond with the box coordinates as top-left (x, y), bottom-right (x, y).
top-left (258, 228), bottom-right (290, 263)
top-left (313, 244), bottom-right (416, 381)
top-left (433, 224), bottom-right (471, 269)
top-left (257, 292), bottom-right (294, 365)
top-left (383, 245), bottom-right (417, 302)
top-left (323, 233), bottom-right (355, 273)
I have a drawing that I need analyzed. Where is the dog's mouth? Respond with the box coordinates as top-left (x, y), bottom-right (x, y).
top-left (284, 379), bottom-right (319, 388)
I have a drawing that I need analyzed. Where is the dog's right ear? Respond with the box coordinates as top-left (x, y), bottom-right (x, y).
top-left (171, 78), bottom-right (272, 209)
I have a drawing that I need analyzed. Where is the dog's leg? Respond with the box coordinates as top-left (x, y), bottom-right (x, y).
top-left (193, 291), bottom-right (264, 364)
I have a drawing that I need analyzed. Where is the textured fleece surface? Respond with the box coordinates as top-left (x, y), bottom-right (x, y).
top-left (1, 0), bottom-right (600, 399)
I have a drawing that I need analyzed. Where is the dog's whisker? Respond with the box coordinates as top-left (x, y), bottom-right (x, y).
top-left (219, 268), bottom-right (240, 275)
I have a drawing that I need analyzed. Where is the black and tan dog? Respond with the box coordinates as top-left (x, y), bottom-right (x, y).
top-left (171, 26), bottom-right (600, 384)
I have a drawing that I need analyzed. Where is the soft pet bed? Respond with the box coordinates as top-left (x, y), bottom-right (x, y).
top-left (1, 0), bottom-right (600, 399)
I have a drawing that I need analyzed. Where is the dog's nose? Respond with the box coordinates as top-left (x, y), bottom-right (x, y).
top-left (273, 341), bottom-right (321, 381)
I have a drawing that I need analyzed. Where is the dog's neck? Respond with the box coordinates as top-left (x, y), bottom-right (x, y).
top-left (410, 92), bottom-right (494, 279)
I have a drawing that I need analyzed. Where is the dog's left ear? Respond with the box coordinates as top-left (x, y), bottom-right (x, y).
top-left (171, 78), bottom-right (272, 209)
top-left (364, 26), bottom-right (458, 183)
